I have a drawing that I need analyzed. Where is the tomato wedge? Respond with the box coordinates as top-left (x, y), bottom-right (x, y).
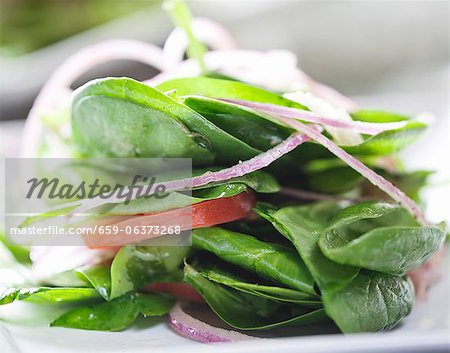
top-left (144, 282), bottom-right (204, 303)
top-left (84, 191), bottom-right (255, 247)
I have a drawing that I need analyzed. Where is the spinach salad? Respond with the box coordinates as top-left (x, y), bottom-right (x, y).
top-left (1, 0), bottom-right (447, 343)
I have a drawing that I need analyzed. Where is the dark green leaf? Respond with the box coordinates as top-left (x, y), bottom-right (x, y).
top-left (319, 202), bottom-right (446, 274)
top-left (307, 166), bottom-right (364, 194)
top-left (72, 77), bottom-right (214, 163)
top-left (201, 267), bottom-right (321, 305)
top-left (254, 202), bottom-right (359, 291)
top-left (192, 227), bottom-right (316, 294)
top-left (184, 264), bottom-right (328, 330)
top-left (322, 271), bottom-right (414, 333)
top-left (72, 77), bottom-right (267, 165)
top-left (183, 96), bottom-right (292, 151)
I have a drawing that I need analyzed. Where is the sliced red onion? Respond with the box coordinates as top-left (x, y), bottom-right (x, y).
top-left (168, 302), bottom-right (256, 343)
top-left (70, 133), bottom-right (310, 216)
top-left (21, 40), bottom-right (168, 157)
top-left (219, 99), bottom-right (409, 136)
top-left (269, 115), bottom-right (431, 226)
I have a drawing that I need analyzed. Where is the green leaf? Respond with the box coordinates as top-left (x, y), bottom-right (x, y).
top-left (254, 202), bottom-right (359, 291)
top-left (183, 96), bottom-right (292, 151)
top-left (319, 202), bottom-right (446, 274)
top-left (322, 271), bottom-right (414, 333)
top-left (110, 246), bottom-right (188, 299)
top-left (0, 288), bottom-right (20, 305)
top-left (156, 77), bottom-right (306, 109)
top-left (72, 77), bottom-right (214, 163)
top-left (72, 77), bottom-right (267, 166)
top-left (351, 110), bottom-right (410, 123)
top-left (0, 287), bottom-right (101, 305)
top-left (134, 292), bottom-right (174, 317)
top-left (307, 166), bottom-right (364, 194)
top-left (184, 264), bottom-right (328, 330)
top-left (192, 227), bottom-right (316, 295)
top-left (255, 202), bottom-right (418, 332)
top-left (201, 267), bottom-right (321, 305)
top-left (76, 266), bottom-right (111, 300)
top-left (325, 201), bottom-right (400, 230)
top-left (50, 292), bottom-right (173, 331)
top-left (344, 122), bottom-right (426, 155)
top-left (321, 226), bottom-right (445, 274)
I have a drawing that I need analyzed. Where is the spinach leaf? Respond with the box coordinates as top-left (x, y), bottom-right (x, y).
top-left (306, 166), bottom-right (364, 194)
top-left (351, 110), bottom-right (410, 123)
top-left (255, 202), bottom-right (422, 332)
top-left (344, 122), bottom-right (426, 155)
top-left (183, 96), bottom-right (292, 151)
top-left (51, 292), bottom-right (174, 331)
top-left (254, 203), bottom-right (359, 291)
top-left (76, 266), bottom-right (111, 300)
top-left (72, 77), bottom-right (265, 165)
top-left (325, 201), bottom-right (400, 230)
top-left (201, 267), bottom-right (321, 305)
top-left (110, 245), bottom-right (188, 299)
top-left (0, 287), bottom-right (101, 305)
top-left (321, 226), bottom-right (445, 274)
top-left (192, 227), bottom-right (316, 295)
top-left (184, 264), bottom-right (328, 330)
top-left (72, 77), bottom-right (214, 163)
top-left (156, 77), bottom-right (306, 109)
top-left (319, 202), bottom-right (446, 274)
top-left (322, 271), bottom-right (414, 333)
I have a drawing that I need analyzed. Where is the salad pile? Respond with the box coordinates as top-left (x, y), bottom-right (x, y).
top-left (1, 0), bottom-right (447, 343)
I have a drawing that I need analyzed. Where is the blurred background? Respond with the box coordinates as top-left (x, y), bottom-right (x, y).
top-left (0, 0), bottom-right (448, 120)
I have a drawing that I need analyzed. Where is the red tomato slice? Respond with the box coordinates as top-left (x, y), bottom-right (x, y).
top-left (84, 191), bottom-right (255, 247)
top-left (144, 282), bottom-right (204, 303)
